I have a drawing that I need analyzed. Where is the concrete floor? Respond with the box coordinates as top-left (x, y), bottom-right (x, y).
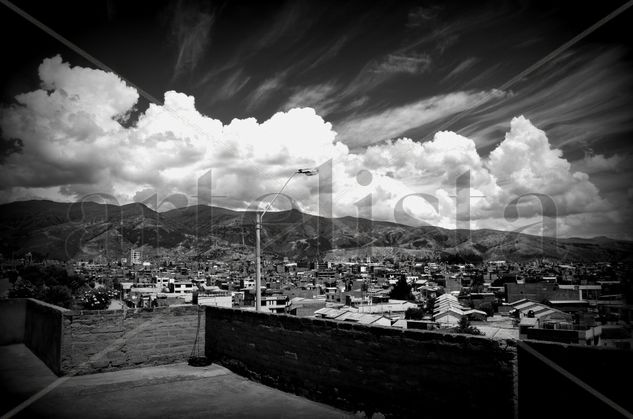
top-left (0, 344), bottom-right (352, 418)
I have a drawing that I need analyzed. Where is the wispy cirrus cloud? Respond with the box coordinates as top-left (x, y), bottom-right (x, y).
top-left (171, 1), bottom-right (215, 79)
top-left (283, 83), bottom-right (338, 115)
top-left (456, 47), bottom-right (633, 153)
top-left (287, 51), bottom-right (431, 116)
top-left (279, 7), bottom-right (500, 120)
top-left (204, 69), bottom-right (251, 105)
top-left (442, 57), bottom-right (480, 82)
top-left (254, 1), bottom-right (307, 49)
top-left (370, 52), bottom-right (432, 74)
top-left (304, 35), bottom-right (350, 72)
top-left (220, 69), bottom-right (251, 98)
top-left (245, 73), bottom-right (287, 112)
top-left (335, 89), bottom-right (506, 148)
top-left (406, 5), bottom-right (442, 27)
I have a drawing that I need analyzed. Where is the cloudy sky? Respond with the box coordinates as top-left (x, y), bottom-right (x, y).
top-left (0, 0), bottom-right (632, 239)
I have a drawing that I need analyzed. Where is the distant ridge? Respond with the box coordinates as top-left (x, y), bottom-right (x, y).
top-left (1, 200), bottom-right (632, 262)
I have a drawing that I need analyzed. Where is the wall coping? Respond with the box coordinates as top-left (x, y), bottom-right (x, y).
top-left (62, 304), bottom-right (201, 317)
top-left (4, 298), bottom-right (198, 317)
top-left (205, 305), bottom-right (517, 349)
top-left (522, 338), bottom-right (632, 352)
top-left (25, 298), bottom-right (71, 313)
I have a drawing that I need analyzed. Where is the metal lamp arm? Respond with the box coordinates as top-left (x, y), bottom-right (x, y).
top-left (260, 171), bottom-right (297, 219)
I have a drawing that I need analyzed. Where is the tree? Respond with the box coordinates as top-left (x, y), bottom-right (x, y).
top-left (405, 307), bottom-right (425, 320)
top-left (424, 297), bottom-right (435, 314)
top-left (389, 277), bottom-right (413, 300)
top-left (453, 316), bottom-right (483, 335)
top-left (40, 285), bottom-right (73, 308)
top-left (7, 265), bottom-right (88, 308)
top-left (8, 278), bottom-right (37, 298)
top-left (19, 266), bottom-right (46, 288)
top-left (80, 288), bottom-right (117, 310)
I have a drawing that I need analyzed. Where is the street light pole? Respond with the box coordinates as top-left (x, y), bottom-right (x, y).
top-left (255, 168), bottom-right (318, 312)
top-left (255, 211), bottom-right (262, 311)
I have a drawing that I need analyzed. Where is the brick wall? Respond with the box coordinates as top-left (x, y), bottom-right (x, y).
top-left (0, 299), bottom-right (204, 376)
top-left (61, 305), bottom-right (204, 375)
top-left (205, 307), bottom-right (517, 418)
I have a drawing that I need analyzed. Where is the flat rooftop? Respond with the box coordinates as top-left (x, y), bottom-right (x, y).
top-left (0, 344), bottom-right (351, 418)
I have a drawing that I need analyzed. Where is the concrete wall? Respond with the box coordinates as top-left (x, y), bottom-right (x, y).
top-left (0, 299), bottom-right (204, 376)
top-left (61, 305), bottom-right (204, 375)
top-left (24, 299), bottom-right (68, 375)
top-left (0, 298), bottom-right (26, 345)
top-left (205, 307), bottom-right (517, 418)
top-left (518, 340), bottom-right (633, 419)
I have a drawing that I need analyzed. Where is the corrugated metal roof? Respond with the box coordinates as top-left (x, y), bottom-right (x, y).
top-left (515, 301), bottom-right (538, 310)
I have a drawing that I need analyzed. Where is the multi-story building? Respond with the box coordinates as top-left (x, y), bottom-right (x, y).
top-left (259, 295), bottom-right (289, 313)
top-left (129, 248), bottom-right (142, 265)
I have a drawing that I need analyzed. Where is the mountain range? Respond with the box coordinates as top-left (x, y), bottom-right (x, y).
top-left (1, 200), bottom-right (632, 263)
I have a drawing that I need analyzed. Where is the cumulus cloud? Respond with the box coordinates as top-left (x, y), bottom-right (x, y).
top-left (324, 116), bottom-right (612, 235)
top-left (487, 116), bottom-right (611, 217)
top-left (571, 153), bottom-right (627, 174)
top-left (0, 56), bottom-right (137, 189)
top-left (0, 56), bottom-right (624, 238)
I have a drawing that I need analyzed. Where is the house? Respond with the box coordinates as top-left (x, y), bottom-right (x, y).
top-left (313, 307), bottom-right (391, 327)
top-left (356, 300), bottom-right (418, 315)
top-left (400, 319), bottom-right (438, 330)
top-left (260, 295), bottom-right (289, 314)
top-left (505, 282), bottom-right (579, 303)
top-left (506, 299), bottom-right (572, 323)
top-left (435, 308), bottom-right (463, 326)
top-left (198, 291), bottom-right (232, 308)
top-left (314, 307), bottom-right (353, 320)
top-left (335, 311), bottom-right (391, 327)
top-left (433, 294), bottom-right (487, 326)
top-left (287, 297), bottom-right (326, 317)
top-left (556, 284), bottom-right (602, 301)
top-left (521, 319), bottom-right (602, 346)
top-left (325, 287), bottom-right (344, 303)
top-left (510, 299), bottom-right (601, 345)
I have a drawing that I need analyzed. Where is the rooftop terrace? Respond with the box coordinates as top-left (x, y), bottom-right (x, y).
top-left (0, 344), bottom-right (349, 418)
top-left (1, 298), bottom-right (632, 418)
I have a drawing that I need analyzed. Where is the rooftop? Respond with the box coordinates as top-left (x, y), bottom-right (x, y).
top-left (0, 344), bottom-right (351, 418)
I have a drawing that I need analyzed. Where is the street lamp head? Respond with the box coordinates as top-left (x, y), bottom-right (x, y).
top-left (296, 168), bottom-right (319, 176)
top-left (255, 167), bottom-right (318, 311)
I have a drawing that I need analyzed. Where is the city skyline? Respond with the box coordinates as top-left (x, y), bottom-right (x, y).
top-left (1, 0), bottom-right (632, 239)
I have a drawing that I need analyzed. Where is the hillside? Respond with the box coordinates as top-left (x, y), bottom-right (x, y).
top-left (0, 200), bottom-right (632, 262)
